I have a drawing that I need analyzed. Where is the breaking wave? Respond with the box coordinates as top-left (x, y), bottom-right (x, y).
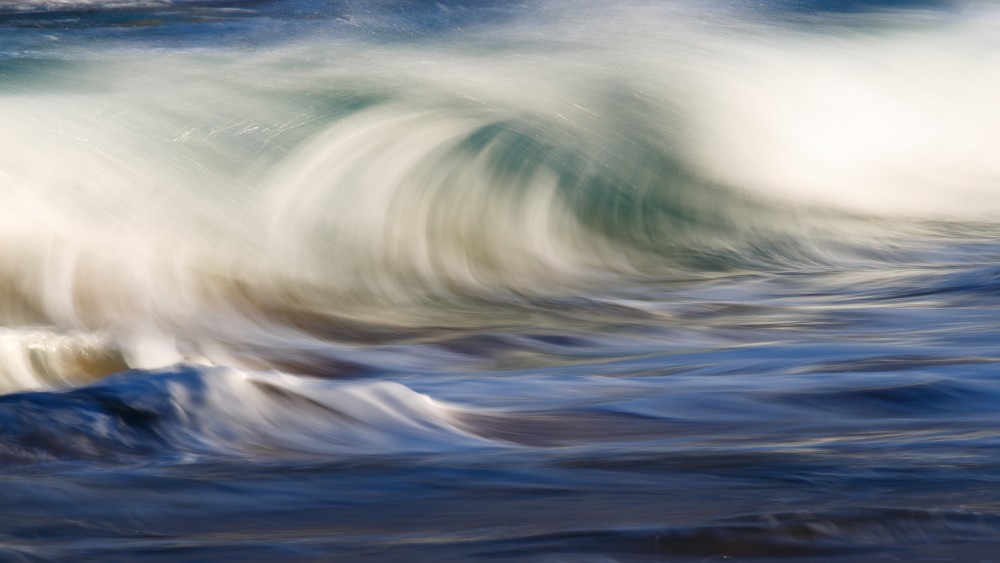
top-left (0, 0), bottom-right (998, 388)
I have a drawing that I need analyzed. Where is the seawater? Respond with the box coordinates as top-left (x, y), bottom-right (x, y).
top-left (1, 0), bottom-right (1000, 560)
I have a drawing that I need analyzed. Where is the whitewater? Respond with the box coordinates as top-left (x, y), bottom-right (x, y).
top-left (1, 0), bottom-right (1000, 560)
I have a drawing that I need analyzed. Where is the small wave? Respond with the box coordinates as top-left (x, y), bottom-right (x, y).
top-left (773, 377), bottom-right (997, 417)
top-left (0, 367), bottom-right (498, 463)
top-left (884, 266), bottom-right (1000, 302)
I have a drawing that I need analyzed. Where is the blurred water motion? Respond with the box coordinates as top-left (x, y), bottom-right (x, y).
top-left (1, 0), bottom-right (1000, 560)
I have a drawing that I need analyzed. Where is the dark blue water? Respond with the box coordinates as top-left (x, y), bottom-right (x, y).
top-left (1, 0), bottom-right (999, 561)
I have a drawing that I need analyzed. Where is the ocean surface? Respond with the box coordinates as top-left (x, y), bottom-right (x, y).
top-left (1, 0), bottom-right (1000, 560)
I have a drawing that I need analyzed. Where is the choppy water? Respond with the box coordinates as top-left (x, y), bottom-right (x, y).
top-left (2, 0), bottom-right (1000, 560)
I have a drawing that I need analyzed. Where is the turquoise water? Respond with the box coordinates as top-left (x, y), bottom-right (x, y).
top-left (1, 1), bottom-right (1000, 560)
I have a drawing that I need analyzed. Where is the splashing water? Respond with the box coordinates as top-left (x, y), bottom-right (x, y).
top-left (1, 0), bottom-right (1000, 560)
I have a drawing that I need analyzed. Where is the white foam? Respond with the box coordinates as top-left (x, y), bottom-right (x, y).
top-left (0, 328), bottom-right (120, 392)
top-left (155, 369), bottom-right (497, 456)
top-left (684, 20), bottom-right (1000, 218)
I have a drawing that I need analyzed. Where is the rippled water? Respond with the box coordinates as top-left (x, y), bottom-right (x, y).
top-left (2, 0), bottom-right (1000, 560)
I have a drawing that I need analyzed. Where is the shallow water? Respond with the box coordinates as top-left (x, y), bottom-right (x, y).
top-left (2, 0), bottom-right (1000, 560)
